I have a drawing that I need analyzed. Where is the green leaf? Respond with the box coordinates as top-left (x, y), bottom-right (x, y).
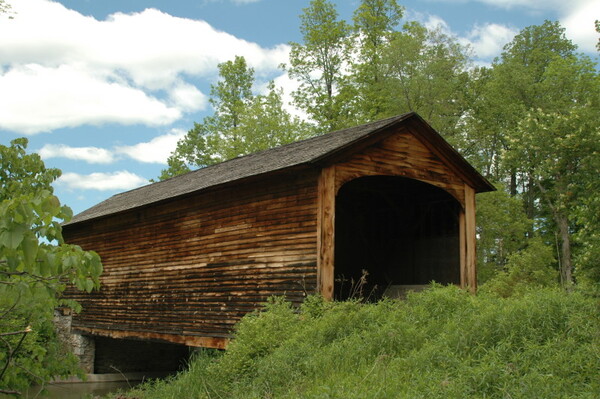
top-left (5, 255), bottom-right (19, 271)
top-left (21, 233), bottom-right (38, 266)
top-left (60, 205), bottom-right (73, 222)
top-left (89, 252), bottom-right (103, 277)
top-left (84, 279), bottom-right (94, 293)
top-left (0, 223), bottom-right (27, 249)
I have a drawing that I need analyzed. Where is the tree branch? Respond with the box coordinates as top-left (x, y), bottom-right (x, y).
top-left (0, 327), bottom-right (31, 382)
top-left (0, 389), bottom-right (21, 395)
top-left (0, 327), bottom-right (32, 337)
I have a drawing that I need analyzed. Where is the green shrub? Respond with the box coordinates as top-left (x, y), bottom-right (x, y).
top-left (481, 237), bottom-right (558, 297)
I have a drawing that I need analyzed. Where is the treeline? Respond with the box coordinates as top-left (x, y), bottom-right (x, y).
top-left (161, 0), bottom-right (600, 290)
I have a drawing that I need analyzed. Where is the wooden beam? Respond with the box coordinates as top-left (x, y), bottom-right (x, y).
top-left (72, 327), bottom-right (229, 349)
top-left (459, 209), bottom-right (467, 288)
top-left (317, 166), bottom-right (336, 300)
top-left (464, 184), bottom-right (477, 292)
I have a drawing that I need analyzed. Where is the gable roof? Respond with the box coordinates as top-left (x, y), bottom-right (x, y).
top-left (66, 112), bottom-right (494, 226)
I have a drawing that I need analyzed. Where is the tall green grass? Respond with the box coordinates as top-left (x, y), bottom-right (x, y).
top-left (124, 286), bottom-right (600, 398)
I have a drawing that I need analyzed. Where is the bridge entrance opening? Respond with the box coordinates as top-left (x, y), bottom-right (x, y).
top-left (334, 176), bottom-right (461, 301)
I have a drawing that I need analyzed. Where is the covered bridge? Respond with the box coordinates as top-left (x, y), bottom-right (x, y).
top-left (62, 113), bottom-right (494, 362)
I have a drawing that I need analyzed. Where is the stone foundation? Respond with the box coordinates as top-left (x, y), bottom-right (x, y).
top-left (53, 308), bottom-right (95, 373)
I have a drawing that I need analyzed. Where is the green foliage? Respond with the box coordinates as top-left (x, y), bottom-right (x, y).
top-left (285, 0), bottom-right (471, 135)
top-left (284, 0), bottom-right (352, 132)
top-left (0, 138), bottom-right (102, 394)
top-left (469, 20), bottom-right (600, 286)
top-left (377, 21), bottom-right (471, 140)
top-left (596, 20), bottom-right (600, 52)
top-left (480, 237), bottom-right (558, 297)
top-left (126, 287), bottom-right (600, 399)
top-left (476, 184), bottom-right (532, 283)
top-left (0, 296), bottom-right (81, 392)
top-left (349, 0), bottom-right (404, 122)
top-left (473, 21), bottom-right (578, 194)
top-left (159, 56), bottom-right (312, 179)
top-left (573, 140), bottom-right (600, 291)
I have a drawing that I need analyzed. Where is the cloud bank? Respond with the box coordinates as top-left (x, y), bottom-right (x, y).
top-left (0, 0), bottom-right (289, 135)
top-left (39, 129), bottom-right (187, 165)
top-left (429, 0), bottom-right (599, 53)
top-left (57, 171), bottom-right (148, 191)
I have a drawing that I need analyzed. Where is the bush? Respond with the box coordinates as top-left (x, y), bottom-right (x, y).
top-left (124, 286), bottom-right (600, 399)
top-left (481, 237), bottom-right (558, 297)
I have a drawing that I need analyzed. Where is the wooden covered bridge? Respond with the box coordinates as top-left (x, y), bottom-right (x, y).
top-left (62, 113), bottom-right (493, 371)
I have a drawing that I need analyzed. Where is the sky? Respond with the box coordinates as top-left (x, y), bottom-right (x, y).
top-left (1, 0), bottom-right (598, 217)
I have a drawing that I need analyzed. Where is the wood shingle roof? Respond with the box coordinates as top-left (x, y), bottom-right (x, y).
top-left (66, 112), bottom-right (493, 226)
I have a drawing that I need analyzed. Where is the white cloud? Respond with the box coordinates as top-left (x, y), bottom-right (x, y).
top-left (168, 82), bottom-right (208, 112)
top-left (0, 0), bottom-right (290, 134)
top-left (406, 11), bottom-right (515, 62)
top-left (463, 23), bottom-right (519, 59)
top-left (36, 129), bottom-right (187, 165)
top-left (57, 170), bottom-right (148, 191)
top-left (422, 15), bottom-right (452, 33)
top-left (427, 0), bottom-right (599, 53)
top-left (0, 64), bottom-right (181, 134)
top-left (475, 0), bottom-right (599, 53)
top-left (116, 129), bottom-right (187, 164)
top-left (270, 73), bottom-right (304, 119)
top-left (562, 1), bottom-right (600, 53)
top-left (39, 144), bottom-right (116, 164)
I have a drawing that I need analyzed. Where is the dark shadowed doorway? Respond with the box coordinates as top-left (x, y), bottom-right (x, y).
top-left (334, 176), bottom-right (461, 300)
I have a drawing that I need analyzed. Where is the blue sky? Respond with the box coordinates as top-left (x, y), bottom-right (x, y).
top-left (1, 0), bottom-right (598, 217)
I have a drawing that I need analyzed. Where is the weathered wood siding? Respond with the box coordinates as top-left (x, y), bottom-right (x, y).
top-left (333, 127), bottom-right (467, 204)
top-left (63, 169), bottom-right (320, 348)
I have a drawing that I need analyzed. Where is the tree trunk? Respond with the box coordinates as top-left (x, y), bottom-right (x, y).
top-left (556, 213), bottom-right (573, 288)
top-left (509, 170), bottom-right (517, 197)
top-left (525, 174), bottom-right (535, 219)
top-left (530, 174), bottom-right (574, 289)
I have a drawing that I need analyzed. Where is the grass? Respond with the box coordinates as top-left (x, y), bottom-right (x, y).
top-left (118, 285), bottom-right (600, 398)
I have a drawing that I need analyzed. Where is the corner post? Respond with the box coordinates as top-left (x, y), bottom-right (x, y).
top-left (463, 184), bottom-right (477, 292)
top-left (317, 166), bottom-right (336, 300)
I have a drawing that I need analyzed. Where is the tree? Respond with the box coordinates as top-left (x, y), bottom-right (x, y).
top-left (349, 0), bottom-right (404, 122)
top-left (476, 184), bottom-right (532, 284)
top-left (480, 237), bottom-right (557, 298)
top-left (507, 104), bottom-right (600, 287)
top-left (159, 56), bottom-right (312, 180)
top-left (573, 144), bottom-right (600, 290)
top-left (284, 0), bottom-right (351, 132)
top-left (377, 21), bottom-right (472, 141)
top-left (502, 43), bottom-right (599, 287)
top-left (463, 21), bottom-right (600, 287)
top-left (0, 139), bottom-right (102, 394)
top-left (479, 21), bottom-right (577, 201)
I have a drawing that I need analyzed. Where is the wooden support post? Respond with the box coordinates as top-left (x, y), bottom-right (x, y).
top-left (459, 209), bottom-right (467, 289)
top-left (317, 166), bottom-right (336, 300)
top-left (464, 184), bottom-right (477, 292)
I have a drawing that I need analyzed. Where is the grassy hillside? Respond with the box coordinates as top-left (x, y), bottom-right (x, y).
top-left (123, 286), bottom-right (599, 399)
